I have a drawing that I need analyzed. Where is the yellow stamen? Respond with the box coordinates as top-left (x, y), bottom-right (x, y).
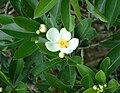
top-left (58, 38), bottom-right (68, 48)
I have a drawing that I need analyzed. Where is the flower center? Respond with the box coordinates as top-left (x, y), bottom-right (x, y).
top-left (58, 38), bottom-right (68, 48)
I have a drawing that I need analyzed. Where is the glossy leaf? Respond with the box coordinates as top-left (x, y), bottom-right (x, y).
top-left (10, 0), bottom-right (23, 15)
top-left (100, 39), bottom-right (120, 48)
top-left (71, 0), bottom-right (82, 24)
top-left (50, 0), bottom-right (61, 19)
top-left (61, 0), bottom-right (75, 32)
top-left (81, 74), bottom-right (94, 89)
top-left (85, 27), bottom-right (97, 40)
top-left (60, 66), bottom-right (76, 88)
top-left (31, 57), bottom-right (64, 76)
top-left (95, 0), bottom-right (106, 13)
top-left (85, 0), bottom-right (108, 22)
top-left (15, 82), bottom-right (27, 93)
top-left (14, 40), bottom-right (37, 59)
top-left (106, 43), bottom-right (120, 75)
top-left (34, 0), bottom-right (57, 19)
top-left (77, 64), bottom-right (95, 78)
top-left (75, 18), bottom-right (92, 40)
top-left (9, 59), bottom-right (24, 84)
top-left (0, 71), bottom-right (11, 85)
top-left (67, 56), bottom-right (83, 66)
top-left (0, 14), bottom-right (14, 25)
top-left (44, 72), bottom-right (71, 92)
top-left (95, 70), bottom-right (106, 84)
top-left (21, 0), bottom-right (34, 18)
top-left (36, 81), bottom-right (51, 92)
top-left (25, 0), bottom-right (38, 10)
top-left (0, 30), bottom-right (13, 40)
top-left (0, 23), bottom-right (37, 38)
top-left (13, 16), bottom-right (40, 32)
top-left (104, 0), bottom-right (120, 28)
top-left (107, 79), bottom-right (119, 93)
top-left (83, 88), bottom-right (97, 93)
top-left (100, 57), bottom-right (110, 75)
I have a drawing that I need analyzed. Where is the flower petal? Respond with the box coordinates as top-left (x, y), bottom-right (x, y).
top-left (60, 38), bottom-right (79, 54)
top-left (68, 38), bottom-right (79, 50)
top-left (46, 27), bottom-right (60, 42)
top-left (45, 42), bottom-right (60, 52)
top-left (60, 28), bottom-right (71, 41)
top-left (60, 48), bottom-right (73, 54)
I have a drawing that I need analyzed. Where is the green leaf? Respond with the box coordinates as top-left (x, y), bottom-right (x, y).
top-left (31, 57), bottom-right (64, 76)
top-left (106, 43), bottom-right (120, 75)
top-left (95, 70), bottom-right (106, 84)
top-left (0, 70), bottom-right (11, 85)
top-left (85, 0), bottom-right (108, 22)
top-left (14, 40), bottom-right (37, 59)
top-left (36, 81), bottom-right (51, 92)
top-left (71, 0), bottom-right (82, 24)
top-left (60, 66), bottom-right (76, 88)
top-left (15, 82), bottom-right (27, 93)
top-left (9, 59), bottom-right (24, 84)
top-left (104, 0), bottom-right (120, 28)
top-left (50, 0), bottom-right (61, 19)
top-left (77, 64), bottom-right (95, 79)
top-left (21, 0), bottom-right (34, 18)
top-left (34, 0), bottom-right (58, 19)
top-left (100, 39), bottom-right (120, 48)
top-left (10, 0), bottom-right (23, 15)
top-left (67, 56), bottom-right (83, 66)
top-left (0, 14), bottom-right (14, 25)
top-left (13, 16), bottom-right (40, 32)
top-left (0, 23), bottom-right (37, 38)
top-left (44, 72), bottom-right (71, 92)
top-left (81, 74), bottom-right (94, 89)
top-left (83, 88), bottom-right (97, 93)
top-left (107, 79), bottom-right (119, 93)
top-left (113, 31), bottom-right (120, 40)
top-left (95, 0), bottom-right (106, 13)
top-left (25, 0), bottom-right (38, 10)
top-left (85, 27), bottom-right (97, 40)
top-left (100, 57), bottom-right (110, 75)
top-left (61, 0), bottom-right (75, 32)
top-left (75, 18), bottom-right (92, 40)
top-left (49, 13), bottom-right (58, 28)
top-left (0, 30), bottom-right (13, 40)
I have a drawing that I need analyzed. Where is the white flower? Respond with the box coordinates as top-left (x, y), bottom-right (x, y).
top-left (45, 27), bottom-right (79, 54)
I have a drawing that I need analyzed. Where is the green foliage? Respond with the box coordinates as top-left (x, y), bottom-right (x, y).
top-left (107, 79), bottom-right (119, 93)
top-left (0, 0), bottom-right (120, 92)
top-left (34, 0), bottom-right (57, 19)
top-left (95, 70), bottom-right (106, 84)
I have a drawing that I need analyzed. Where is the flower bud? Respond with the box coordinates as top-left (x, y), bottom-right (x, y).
top-left (93, 85), bottom-right (98, 90)
top-left (36, 30), bottom-right (40, 35)
top-left (39, 24), bottom-right (47, 33)
top-left (35, 40), bottom-right (38, 43)
top-left (99, 85), bottom-right (103, 90)
top-left (99, 89), bottom-right (103, 92)
top-left (104, 84), bottom-right (107, 88)
top-left (0, 87), bottom-right (3, 92)
top-left (59, 52), bottom-right (65, 58)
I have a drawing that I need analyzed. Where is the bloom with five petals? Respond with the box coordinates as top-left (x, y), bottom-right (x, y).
top-left (45, 27), bottom-right (79, 54)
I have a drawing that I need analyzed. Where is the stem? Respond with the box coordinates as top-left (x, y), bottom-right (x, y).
top-left (81, 49), bottom-right (84, 64)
